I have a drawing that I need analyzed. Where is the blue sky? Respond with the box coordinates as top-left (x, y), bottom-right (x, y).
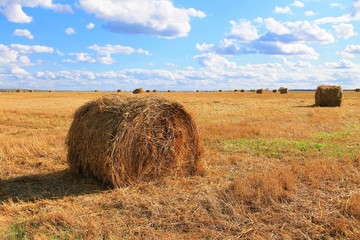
top-left (0, 0), bottom-right (359, 91)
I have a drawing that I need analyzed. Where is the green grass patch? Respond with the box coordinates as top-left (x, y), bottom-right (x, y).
top-left (208, 136), bottom-right (359, 160)
top-left (5, 224), bottom-right (28, 240)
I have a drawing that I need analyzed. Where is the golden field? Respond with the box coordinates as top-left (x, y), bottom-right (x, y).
top-left (0, 91), bottom-right (359, 239)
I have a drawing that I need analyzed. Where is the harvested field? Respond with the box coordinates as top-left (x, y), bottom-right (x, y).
top-left (0, 91), bottom-right (359, 239)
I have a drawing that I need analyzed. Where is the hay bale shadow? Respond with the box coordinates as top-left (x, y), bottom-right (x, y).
top-left (0, 170), bottom-right (109, 203)
top-left (293, 104), bottom-right (317, 108)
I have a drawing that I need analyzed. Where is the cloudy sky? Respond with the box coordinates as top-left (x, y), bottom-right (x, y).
top-left (1, 0), bottom-right (360, 91)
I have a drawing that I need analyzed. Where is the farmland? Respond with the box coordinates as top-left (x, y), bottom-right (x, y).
top-left (0, 91), bottom-right (359, 239)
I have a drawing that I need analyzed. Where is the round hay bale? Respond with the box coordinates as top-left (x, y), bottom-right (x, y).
top-left (196, 90), bottom-right (199, 92)
top-left (29, 90), bottom-right (34, 93)
top-left (66, 95), bottom-right (204, 187)
top-left (315, 85), bottom-right (342, 107)
top-left (167, 90), bottom-right (171, 92)
top-left (272, 89), bottom-right (277, 93)
top-left (133, 88), bottom-right (144, 94)
top-left (219, 90), bottom-right (223, 92)
top-left (234, 89), bottom-right (238, 92)
top-left (95, 90), bottom-right (100, 92)
top-left (145, 90), bottom-right (151, 93)
top-left (240, 89), bottom-right (245, 92)
top-left (279, 88), bottom-right (288, 94)
top-left (117, 89), bottom-right (123, 93)
top-left (152, 90), bottom-right (157, 93)
top-left (256, 89), bottom-right (264, 94)
top-left (16, 89), bottom-right (22, 93)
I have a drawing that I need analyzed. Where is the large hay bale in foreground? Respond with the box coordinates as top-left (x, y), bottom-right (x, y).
top-left (315, 85), bottom-right (342, 107)
top-left (66, 95), bottom-right (204, 187)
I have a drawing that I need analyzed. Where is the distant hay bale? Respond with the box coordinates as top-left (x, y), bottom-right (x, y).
top-left (16, 89), bottom-right (22, 93)
top-left (240, 89), bottom-right (245, 92)
top-left (168, 90), bottom-right (171, 92)
top-left (219, 90), bottom-right (223, 92)
top-left (66, 95), bottom-right (204, 187)
top-left (256, 89), bottom-right (264, 94)
top-left (196, 90), bottom-right (199, 92)
top-left (355, 88), bottom-right (360, 92)
top-left (152, 90), bottom-right (157, 93)
top-left (117, 89), bottom-right (123, 93)
top-left (272, 89), bottom-right (277, 93)
top-left (315, 85), bottom-right (343, 107)
top-left (49, 90), bottom-right (54, 92)
top-left (133, 88), bottom-right (144, 94)
top-left (29, 90), bottom-right (34, 93)
top-left (95, 90), bottom-right (99, 92)
top-left (234, 89), bottom-right (238, 92)
top-left (145, 90), bottom-right (151, 93)
top-left (279, 88), bottom-right (288, 94)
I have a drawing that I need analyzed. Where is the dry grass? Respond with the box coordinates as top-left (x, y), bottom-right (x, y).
top-left (0, 91), bottom-right (359, 239)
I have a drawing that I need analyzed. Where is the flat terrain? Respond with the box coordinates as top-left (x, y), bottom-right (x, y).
top-left (0, 91), bottom-right (359, 239)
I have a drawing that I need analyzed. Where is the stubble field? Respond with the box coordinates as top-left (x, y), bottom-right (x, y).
top-left (0, 91), bottom-right (359, 239)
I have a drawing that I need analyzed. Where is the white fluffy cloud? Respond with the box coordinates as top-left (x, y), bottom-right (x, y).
top-left (78, 0), bottom-right (206, 38)
top-left (13, 29), bottom-right (34, 39)
top-left (338, 44), bottom-right (360, 57)
top-left (316, 0), bottom-right (360, 24)
top-left (291, 1), bottom-right (304, 8)
top-left (274, 1), bottom-right (304, 15)
top-left (274, 6), bottom-right (292, 15)
top-left (253, 41), bottom-right (319, 58)
top-left (197, 18), bottom-right (333, 59)
top-left (325, 59), bottom-right (354, 69)
top-left (8, 44), bottom-right (54, 54)
top-left (305, 11), bottom-right (316, 16)
top-left (65, 44), bottom-right (151, 65)
top-left (69, 53), bottom-right (96, 63)
top-left (0, 44), bottom-right (54, 75)
top-left (0, 0), bottom-right (72, 23)
top-left (89, 44), bottom-right (136, 55)
top-left (263, 18), bottom-right (335, 44)
top-left (65, 27), bottom-right (75, 35)
top-left (228, 20), bottom-right (259, 41)
top-left (194, 53), bottom-right (237, 69)
top-left (332, 23), bottom-right (357, 39)
top-left (86, 22), bottom-right (95, 30)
